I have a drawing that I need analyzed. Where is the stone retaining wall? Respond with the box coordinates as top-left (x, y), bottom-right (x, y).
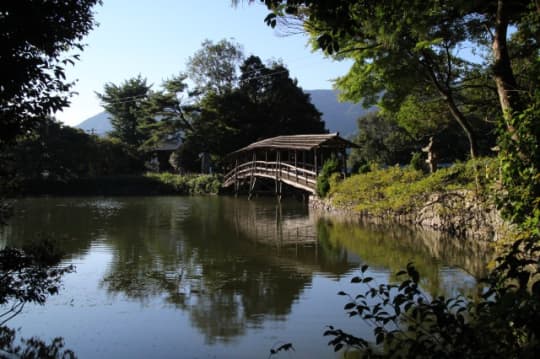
top-left (309, 190), bottom-right (508, 242)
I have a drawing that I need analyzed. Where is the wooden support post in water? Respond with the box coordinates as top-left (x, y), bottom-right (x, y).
top-left (275, 151), bottom-right (279, 197)
top-left (248, 177), bottom-right (257, 200)
top-left (248, 152), bottom-right (257, 200)
top-left (275, 151), bottom-right (282, 202)
top-left (303, 151), bottom-right (307, 184)
top-left (342, 149), bottom-right (347, 178)
top-left (234, 158), bottom-right (239, 197)
top-left (294, 150), bottom-right (298, 182)
top-left (314, 149), bottom-right (318, 176)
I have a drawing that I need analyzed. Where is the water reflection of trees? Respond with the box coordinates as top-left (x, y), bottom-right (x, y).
top-left (314, 217), bottom-right (491, 296)
top-left (0, 198), bottom-right (122, 257)
top-left (98, 197), bottom-right (358, 343)
top-left (3, 197), bottom-right (489, 344)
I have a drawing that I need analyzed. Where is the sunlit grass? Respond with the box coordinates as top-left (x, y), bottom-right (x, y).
top-left (145, 172), bottom-right (222, 195)
top-left (329, 158), bottom-right (498, 215)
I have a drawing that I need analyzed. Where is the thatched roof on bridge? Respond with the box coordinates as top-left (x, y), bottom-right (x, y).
top-left (228, 133), bottom-right (358, 157)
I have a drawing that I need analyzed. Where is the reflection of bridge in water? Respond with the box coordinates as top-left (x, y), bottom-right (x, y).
top-left (223, 197), bottom-right (319, 247)
top-left (219, 197), bottom-right (362, 277)
top-left (223, 133), bottom-right (357, 198)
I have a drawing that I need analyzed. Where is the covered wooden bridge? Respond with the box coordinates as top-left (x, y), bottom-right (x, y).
top-left (222, 133), bottom-right (357, 198)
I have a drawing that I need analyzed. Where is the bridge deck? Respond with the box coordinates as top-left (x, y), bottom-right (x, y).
top-left (223, 160), bottom-right (317, 194)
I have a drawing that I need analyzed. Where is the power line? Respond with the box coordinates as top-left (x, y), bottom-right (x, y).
top-left (98, 93), bottom-right (149, 106)
top-left (98, 59), bottom-right (320, 106)
top-left (239, 68), bottom-right (290, 83)
top-left (234, 54), bottom-right (314, 78)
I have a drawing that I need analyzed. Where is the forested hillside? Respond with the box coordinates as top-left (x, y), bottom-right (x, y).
top-left (76, 89), bottom-right (368, 138)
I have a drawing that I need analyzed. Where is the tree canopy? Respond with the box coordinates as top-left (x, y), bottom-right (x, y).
top-left (121, 48), bottom-right (327, 172)
top-left (0, 0), bottom-right (101, 147)
top-left (179, 55), bottom-right (326, 169)
top-left (96, 75), bottom-right (153, 148)
top-left (1, 3), bottom-right (101, 356)
top-left (239, 55), bottom-right (325, 137)
top-left (258, 0), bottom-right (535, 160)
top-left (139, 74), bottom-right (196, 151)
top-left (186, 38), bottom-right (245, 96)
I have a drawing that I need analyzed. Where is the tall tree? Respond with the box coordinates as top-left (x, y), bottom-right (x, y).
top-left (348, 108), bottom-right (477, 170)
top-left (238, 55), bottom-right (325, 137)
top-left (256, 0), bottom-right (536, 159)
top-left (180, 55), bottom-right (326, 170)
top-left (0, 0), bottom-right (101, 147)
top-left (348, 112), bottom-right (416, 168)
top-left (0, 3), bottom-right (100, 356)
top-left (96, 76), bottom-right (153, 147)
top-left (140, 74), bottom-right (197, 150)
top-left (186, 39), bottom-right (245, 96)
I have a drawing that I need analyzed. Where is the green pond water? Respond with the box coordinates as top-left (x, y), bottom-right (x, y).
top-left (0, 196), bottom-right (489, 358)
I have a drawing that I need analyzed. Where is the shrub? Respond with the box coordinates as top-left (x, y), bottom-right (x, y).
top-left (327, 255), bottom-right (540, 358)
top-left (409, 151), bottom-right (425, 172)
top-left (316, 157), bottom-right (341, 197)
top-left (145, 173), bottom-right (222, 195)
top-left (329, 158), bottom-right (498, 215)
top-left (358, 162), bottom-right (372, 174)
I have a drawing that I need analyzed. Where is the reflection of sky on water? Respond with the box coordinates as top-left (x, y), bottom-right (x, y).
top-left (3, 196), bottom-right (488, 358)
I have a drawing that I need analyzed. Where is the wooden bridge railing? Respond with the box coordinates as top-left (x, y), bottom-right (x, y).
top-left (223, 160), bottom-right (317, 193)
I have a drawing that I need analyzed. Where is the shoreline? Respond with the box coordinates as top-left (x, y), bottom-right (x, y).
top-left (309, 189), bottom-right (508, 242)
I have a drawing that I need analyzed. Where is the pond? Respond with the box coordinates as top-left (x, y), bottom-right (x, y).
top-left (0, 196), bottom-right (489, 358)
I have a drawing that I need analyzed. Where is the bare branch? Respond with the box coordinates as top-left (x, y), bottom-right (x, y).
top-left (0, 301), bottom-right (25, 326)
top-left (444, 41), bottom-right (453, 88)
top-left (337, 43), bottom-right (381, 55)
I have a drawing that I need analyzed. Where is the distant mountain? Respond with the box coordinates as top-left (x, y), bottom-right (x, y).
top-left (306, 89), bottom-right (372, 138)
top-left (76, 111), bottom-right (112, 135)
top-left (75, 89), bottom-right (372, 137)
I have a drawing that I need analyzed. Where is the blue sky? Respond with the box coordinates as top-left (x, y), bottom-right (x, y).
top-left (56, 0), bottom-right (354, 126)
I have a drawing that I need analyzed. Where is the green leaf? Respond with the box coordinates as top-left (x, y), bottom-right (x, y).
top-left (413, 38), bottom-right (443, 51)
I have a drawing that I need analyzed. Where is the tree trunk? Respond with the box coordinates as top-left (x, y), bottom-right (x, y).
top-left (444, 94), bottom-right (478, 159)
top-left (442, 91), bottom-right (481, 191)
top-left (492, 0), bottom-right (521, 125)
top-left (421, 51), bottom-right (479, 159)
top-left (428, 80), bottom-right (479, 159)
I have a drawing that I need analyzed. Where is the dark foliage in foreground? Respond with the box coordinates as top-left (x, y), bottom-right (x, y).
top-left (0, 326), bottom-right (75, 359)
top-left (0, 238), bottom-right (76, 358)
top-left (0, 238), bottom-right (74, 325)
top-left (0, 0), bottom-right (101, 147)
top-left (326, 258), bottom-right (539, 358)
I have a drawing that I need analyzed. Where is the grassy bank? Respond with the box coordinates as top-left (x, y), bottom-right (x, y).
top-left (144, 172), bottom-right (221, 195)
top-left (19, 173), bottom-right (222, 196)
top-left (327, 158), bottom-right (498, 215)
